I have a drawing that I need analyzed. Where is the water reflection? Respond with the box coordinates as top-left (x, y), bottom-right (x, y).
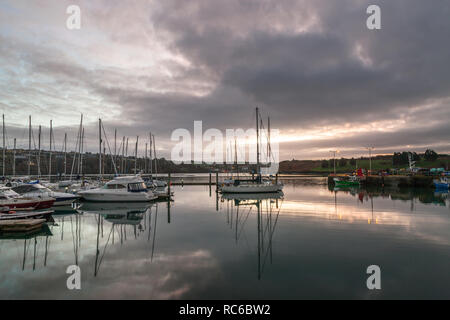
top-left (0, 179), bottom-right (449, 299)
top-left (221, 192), bottom-right (283, 280)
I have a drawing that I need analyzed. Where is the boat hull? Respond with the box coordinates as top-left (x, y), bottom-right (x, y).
top-left (78, 190), bottom-right (157, 202)
top-left (434, 182), bottom-right (449, 190)
top-left (220, 184), bottom-right (282, 193)
top-left (0, 210), bottom-right (53, 221)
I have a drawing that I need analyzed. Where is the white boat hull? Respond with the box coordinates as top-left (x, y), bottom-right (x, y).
top-left (220, 183), bottom-right (282, 194)
top-left (78, 190), bottom-right (157, 202)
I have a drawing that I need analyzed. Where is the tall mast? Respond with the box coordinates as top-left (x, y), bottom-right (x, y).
top-left (37, 125), bottom-right (41, 178)
top-left (114, 129), bottom-right (117, 170)
top-left (98, 118), bottom-right (102, 180)
top-left (28, 116), bottom-right (31, 176)
top-left (2, 114), bottom-right (5, 177)
top-left (63, 133), bottom-right (67, 176)
top-left (153, 134), bottom-right (158, 177)
top-left (145, 143), bottom-right (148, 174)
top-left (80, 127), bottom-right (84, 175)
top-left (256, 107), bottom-right (260, 175)
top-left (267, 116), bottom-right (271, 164)
top-left (13, 138), bottom-right (16, 176)
top-left (121, 136), bottom-right (125, 174)
top-left (134, 136), bottom-right (139, 174)
top-left (48, 120), bottom-right (52, 181)
top-left (149, 132), bottom-right (153, 175)
top-left (234, 136), bottom-right (238, 178)
top-left (125, 137), bottom-right (129, 174)
top-left (77, 115), bottom-right (83, 174)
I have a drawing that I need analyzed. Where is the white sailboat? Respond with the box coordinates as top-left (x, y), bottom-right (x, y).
top-left (220, 107), bottom-right (283, 194)
top-left (77, 175), bottom-right (157, 202)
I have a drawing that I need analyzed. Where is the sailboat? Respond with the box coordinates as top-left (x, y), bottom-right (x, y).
top-left (220, 107), bottom-right (283, 194)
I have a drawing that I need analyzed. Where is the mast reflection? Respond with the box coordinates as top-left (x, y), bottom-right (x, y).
top-left (221, 192), bottom-right (284, 280)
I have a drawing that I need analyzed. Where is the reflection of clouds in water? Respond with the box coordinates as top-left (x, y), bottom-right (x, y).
top-left (85, 250), bottom-right (220, 299)
top-left (281, 183), bottom-right (450, 246)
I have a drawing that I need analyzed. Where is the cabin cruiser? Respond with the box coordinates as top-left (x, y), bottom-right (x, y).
top-left (0, 187), bottom-right (55, 210)
top-left (78, 202), bottom-right (151, 225)
top-left (11, 184), bottom-right (80, 206)
top-left (220, 176), bottom-right (283, 194)
top-left (77, 175), bottom-right (158, 202)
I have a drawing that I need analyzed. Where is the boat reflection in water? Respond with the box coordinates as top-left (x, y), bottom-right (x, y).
top-left (0, 224), bottom-right (53, 271)
top-left (221, 191), bottom-right (283, 280)
top-left (76, 201), bottom-right (161, 276)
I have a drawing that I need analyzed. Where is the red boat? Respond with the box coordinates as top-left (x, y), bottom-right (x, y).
top-left (0, 189), bottom-right (55, 211)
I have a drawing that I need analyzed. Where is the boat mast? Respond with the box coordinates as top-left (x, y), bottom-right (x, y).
top-left (98, 118), bottom-right (102, 180)
top-left (13, 138), bottom-right (16, 176)
top-left (37, 125), bottom-right (41, 178)
top-left (145, 143), bottom-right (148, 174)
top-left (80, 127), bottom-right (84, 175)
top-left (234, 137), bottom-right (239, 179)
top-left (134, 136), bottom-right (139, 174)
top-left (153, 134), bottom-right (158, 178)
top-left (63, 133), bottom-right (67, 176)
top-left (48, 120), bottom-right (53, 181)
top-left (267, 116), bottom-right (271, 164)
top-left (125, 137), bottom-right (129, 174)
top-left (2, 114), bottom-right (5, 177)
top-left (256, 107), bottom-right (260, 177)
top-left (121, 136), bottom-right (125, 174)
top-left (149, 132), bottom-right (153, 176)
top-left (77, 115), bottom-right (83, 175)
top-left (114, 128), bottom-right (117, 168)
top-left (28, 116), bottom-right (31, 176)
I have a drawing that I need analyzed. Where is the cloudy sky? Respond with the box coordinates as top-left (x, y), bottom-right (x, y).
top-left (1, 0), bottom-right (449, 160)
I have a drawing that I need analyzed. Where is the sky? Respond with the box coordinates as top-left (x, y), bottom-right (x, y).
top-left (1, 0), bottom-right (449, 160)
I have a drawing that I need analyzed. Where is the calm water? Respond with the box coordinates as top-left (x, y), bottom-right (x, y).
top-left (1, 177), bottom-right (449, 299)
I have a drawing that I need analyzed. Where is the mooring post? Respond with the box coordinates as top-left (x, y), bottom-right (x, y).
top-left (167, 200), bottom-right (171, 224)
top-left (216, 172), bottom-right (219, 193)
top-left (276, 173), bottom-right (278, 184)
top-left (168, 172), bottom-right (171, 194)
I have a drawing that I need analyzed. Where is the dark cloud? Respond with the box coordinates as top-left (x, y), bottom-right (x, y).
top-left (0, 0), bottom-right (449, 159)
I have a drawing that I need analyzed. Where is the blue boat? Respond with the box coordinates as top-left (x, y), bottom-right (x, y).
top-left (434, 177), bottom-right (449, 190)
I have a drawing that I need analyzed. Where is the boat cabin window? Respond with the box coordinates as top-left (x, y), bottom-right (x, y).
top-left (128, 182), bottom-right (147, 192)
top-left (0, 195), bottom-right (8, 200)
top-left (105, 184), bottom-right (126, 189)
top-left (12, 185), bottom-right (38, 194)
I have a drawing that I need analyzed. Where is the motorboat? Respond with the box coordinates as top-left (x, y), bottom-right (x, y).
top-left (78, 202), bottom-right (151, 225)
top-left (333, 175), bottom-right (360, 187)
top-left (11, 183), bottom-right (80, 206)
top-left (0, 187), bottom-right (55, 210)
top-left (77, 175), bottom-right (158, 202)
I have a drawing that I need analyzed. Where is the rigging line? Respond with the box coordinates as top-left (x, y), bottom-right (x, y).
top-left (96, 224), bottom-right (115, 272)
top-left (237, 206), bottom-right (253, 241)
top-left (101, 122), bottom-right (118, 175)
top-left (261, 200), bottom-right (282, 271)
top-left (69, 120), bottom-right (82, 179)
